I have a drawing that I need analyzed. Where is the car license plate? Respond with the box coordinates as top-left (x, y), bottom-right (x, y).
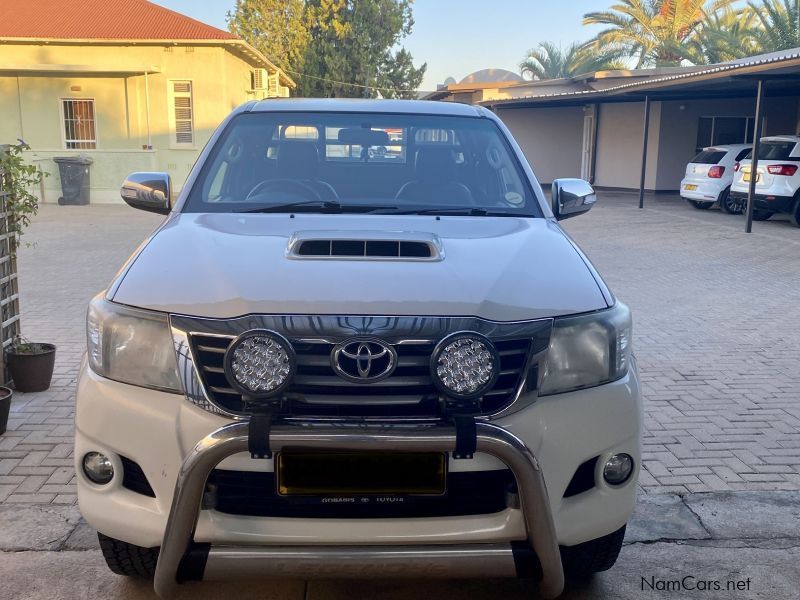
top-left (743, 173), bottom-right (759, 182)
top-left (684, 184), bottom-right (697, 191)
top-left (276, 451), bottom-right (447, 496)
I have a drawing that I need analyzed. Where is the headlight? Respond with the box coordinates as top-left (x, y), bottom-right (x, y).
top-left (539, 302), bottom-right (632, 396)
top-left (431, 332), bottom-right (500, 399)
top-left (223, 330), bottom-right (295, 398)
top-left (86, 294), bottom-right (181, 393)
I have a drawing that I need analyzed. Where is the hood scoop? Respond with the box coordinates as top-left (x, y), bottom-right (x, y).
top-left (287, 230), bottom-right (443, 261)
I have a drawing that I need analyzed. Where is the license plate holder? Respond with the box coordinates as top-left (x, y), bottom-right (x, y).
top-left (276, 451), bottom-right (447, 496)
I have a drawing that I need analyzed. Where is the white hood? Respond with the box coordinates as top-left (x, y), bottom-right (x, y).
top-left (111, 213), bottom-right (609, 321)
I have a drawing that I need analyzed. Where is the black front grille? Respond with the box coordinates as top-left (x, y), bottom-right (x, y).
top-left (209, 468), bottom-right (515, 518)
top-left (190, 334), bottom-right (531, 417)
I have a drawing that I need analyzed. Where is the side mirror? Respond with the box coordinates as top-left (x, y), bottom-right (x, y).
top-left (551, 178), bottom-right (597, 221)
top-left (121, 172), bottom-right (172, 215)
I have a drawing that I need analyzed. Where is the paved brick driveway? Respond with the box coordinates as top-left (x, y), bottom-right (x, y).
top-left (1, 193), bottom-right (799, 505)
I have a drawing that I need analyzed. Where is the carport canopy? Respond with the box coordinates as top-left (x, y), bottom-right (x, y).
top-left (483, 49), bottom-right (800, 232)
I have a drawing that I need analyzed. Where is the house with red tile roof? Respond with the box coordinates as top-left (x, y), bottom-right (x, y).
top-left (0, 0), bottom-right (294, 203)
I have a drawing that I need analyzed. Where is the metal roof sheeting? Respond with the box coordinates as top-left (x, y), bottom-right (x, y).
top-left (484, 48), bottom-right (800, 107)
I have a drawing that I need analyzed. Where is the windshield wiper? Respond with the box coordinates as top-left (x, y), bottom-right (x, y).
top-left (235, 200), bottom-right (342, 214)
top-left (372, 207), bottom-right (518, 217)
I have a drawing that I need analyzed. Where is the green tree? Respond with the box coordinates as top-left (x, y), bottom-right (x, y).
top-left (583, 0), bottom-right (737, 67)
top-left (520, 41), bottom-right (626, 80)
top-left (300, 0), bottom-right (426, 98)
top-left (749, 0), bottom-right (800, 53)
top-left (681, 6), bottom-right (760, 64)
top-left (227, 0), bottom-right (309, 74)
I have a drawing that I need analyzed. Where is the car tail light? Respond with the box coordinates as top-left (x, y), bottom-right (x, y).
top-left (733, 162), bottom-right (740, 172)
top-left (707, 166), bottom-right (725, 178)
top-left (766, 164), bottom-right (798, 176)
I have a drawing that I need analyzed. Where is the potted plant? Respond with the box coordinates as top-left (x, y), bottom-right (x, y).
top-left (0, 141), bottom-right (49, 397)
top-left (6, 337), bottom-right (56, 393)
top-left (0, 385), bottom-right (12, 435)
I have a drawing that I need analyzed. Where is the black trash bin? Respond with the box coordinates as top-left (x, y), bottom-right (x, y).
top-left (53, 155), bottom-right (93, 205)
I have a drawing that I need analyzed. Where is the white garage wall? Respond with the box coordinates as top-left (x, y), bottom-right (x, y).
top-left (495, 106), bottom-right (585, 184)
top-left (593, 101), bottom-right (661, 190)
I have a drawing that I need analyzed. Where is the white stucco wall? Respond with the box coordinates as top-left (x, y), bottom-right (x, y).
top-left (495, 106), bottom-right (585, 184)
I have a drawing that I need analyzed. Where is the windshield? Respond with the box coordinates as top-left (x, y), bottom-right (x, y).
top-left (184, 112), bottom-right (542, 216)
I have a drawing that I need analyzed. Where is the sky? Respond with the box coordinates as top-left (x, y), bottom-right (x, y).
top-left (152, 0), bottom-right (607, 90)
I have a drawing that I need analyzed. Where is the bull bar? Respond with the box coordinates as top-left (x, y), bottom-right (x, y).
top-left (153, 419), bottom-right (565, 599)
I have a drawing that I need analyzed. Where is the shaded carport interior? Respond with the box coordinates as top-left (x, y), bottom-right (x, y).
top-left (483, 50), bottom-right (800, 232)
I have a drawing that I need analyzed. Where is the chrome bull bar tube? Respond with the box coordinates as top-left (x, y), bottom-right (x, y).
top-left (153, 421), bottom-right (565, 599)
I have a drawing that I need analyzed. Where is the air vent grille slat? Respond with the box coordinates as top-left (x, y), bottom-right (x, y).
top-left (292, 239), bottom-right (436, 260)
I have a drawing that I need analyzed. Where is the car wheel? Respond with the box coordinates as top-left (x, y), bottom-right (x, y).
top-left (98, 532), bottom-right (159, 578)
top-left (752, 209), bottom-right (772, 221)
top-left (688, 200), bottom-right (714, 210)
top-left (718, 188), bottom-right (740, 214)
top-left (790, 199), bottom-right (800, 228)
top-left (560, 524), bottom-right (626, 583)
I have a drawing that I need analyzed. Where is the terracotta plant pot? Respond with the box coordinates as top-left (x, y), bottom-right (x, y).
top-left (6, 343), bottom-right (56, 393)
top-left (0, 386), bottom-right (12, 435)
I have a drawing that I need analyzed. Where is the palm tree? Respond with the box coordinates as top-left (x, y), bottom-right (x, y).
top-left (519, 41), bottom-right (626, 80)
top-left (681, 6), bottom-right (760, 63)
top-left (583, 0), bottom-right (738, 68)
top-left (749, 0), bottom-right (800, 53)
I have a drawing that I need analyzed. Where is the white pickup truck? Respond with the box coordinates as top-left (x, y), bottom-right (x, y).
top-left (76, 99), bottom-right (641, 599)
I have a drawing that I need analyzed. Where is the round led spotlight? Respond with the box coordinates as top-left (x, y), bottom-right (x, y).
top-left (223, 330), bottom-right (295, 399)
top-left (431, 332), bottom-right (500, 399)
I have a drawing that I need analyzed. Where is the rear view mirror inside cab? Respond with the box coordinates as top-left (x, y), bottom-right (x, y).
top-left (338, 127), bottom-right (391, 147)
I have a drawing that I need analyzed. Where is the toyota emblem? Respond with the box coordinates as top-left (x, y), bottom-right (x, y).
top-left (331, 338), bottom-right (397, 383)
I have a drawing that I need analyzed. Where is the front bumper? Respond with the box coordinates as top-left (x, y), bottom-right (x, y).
top-left (76, 358), bottom-right (641, 598)
top-left (155, 420), bottom-right (563, 598)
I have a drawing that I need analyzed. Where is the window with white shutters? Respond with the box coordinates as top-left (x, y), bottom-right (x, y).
top-left (168, 81), bottom-right (194, 147)
top-left (61, 99), bottom-right (97, 149)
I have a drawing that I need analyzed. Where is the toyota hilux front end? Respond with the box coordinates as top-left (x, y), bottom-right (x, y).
top-left (75, 99), bottom-right (641, 599)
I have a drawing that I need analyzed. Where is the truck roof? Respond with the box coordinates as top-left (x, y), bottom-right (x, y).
top-left (247, 98), bottom-right (489, 118)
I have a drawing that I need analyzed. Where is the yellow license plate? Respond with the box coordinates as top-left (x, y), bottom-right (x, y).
top-left (743, 173), bottom-right (759, 182)
top-left (276, 451), bottom-right (447, 496)
top-left (684, 184), bottom-right (697, 191)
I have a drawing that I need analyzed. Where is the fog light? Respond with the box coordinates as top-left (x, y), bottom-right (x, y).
top-left (83, 452), bottom-right (114, 484)
top-left (603, 453), bottom-right (633, 485)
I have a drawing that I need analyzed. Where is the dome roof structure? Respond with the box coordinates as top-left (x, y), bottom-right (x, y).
top-left (459, 69), bottom-right (524, 85)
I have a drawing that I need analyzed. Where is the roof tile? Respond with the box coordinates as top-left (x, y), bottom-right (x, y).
top-left (0, 0), bottom-right (238, 40)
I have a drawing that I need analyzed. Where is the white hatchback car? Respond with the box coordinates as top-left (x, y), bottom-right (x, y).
top-left (76, 99), bottom-right (641, 600)
top-left (730, 135), bottom-right (800, 226)
top-left (680, 144), bottom-right (751, 213)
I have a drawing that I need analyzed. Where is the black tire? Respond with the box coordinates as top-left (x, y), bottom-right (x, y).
top-left (560, 525), bottom-right (626, 583)
top-left (98, 532), bottom-right (159, 578)
top-left (688, 200), bottom-right (714, 210)
top-left (718, 188), bottom-right (740, 214)
top-left (752, 209), bottom-right (772, 221)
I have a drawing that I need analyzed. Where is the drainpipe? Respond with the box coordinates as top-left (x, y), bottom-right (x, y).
top-left (144, 72), bottom-right (152, 150)
top-left (638, 95), bottom-right (651, 209)
top-left (745, 79), bottom-right (765, 234)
